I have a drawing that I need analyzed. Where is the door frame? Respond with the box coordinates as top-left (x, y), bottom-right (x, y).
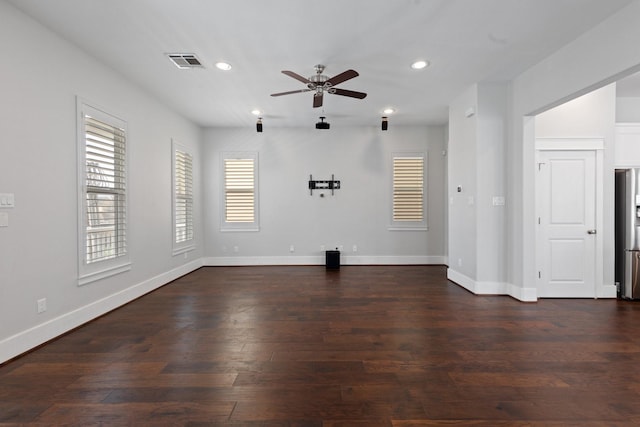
top-left (535, 138), bottom-right (604, 298)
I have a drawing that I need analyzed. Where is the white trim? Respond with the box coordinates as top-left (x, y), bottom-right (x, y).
top-left (388, 226), bottom-right (429, 232)
top-left (78, 262), bottom-right (132, 286)
top-left (172, 245), bottom-right (195, 257)
top-left (220, 227), bottom-right (260, 233)
top-left (345, 255), bottom-right (445, 265)
top-left (615, 122), bottom-right (640, 132)
top-left (220, 152), bottom-right (260, 232)
top-left (597, 284), bottom-right (617, 299)
top-left (389, 152), bottom-right (428, 230)
top-left (203, 255), bottom-right (446, 266)
top-left (535, 138), bottom-right (604, 151)
top-left (0, 259), bottom-right (203, 364)
top-left (447, 268), bottom-right (538, 302)
top-left (76, 97), bottom-right (131, 285)
top-left (172, 139), bottom-right (195, 252)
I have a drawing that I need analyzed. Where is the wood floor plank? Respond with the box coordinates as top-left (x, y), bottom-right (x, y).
top-left (2, 265), bottom-right (640, 425)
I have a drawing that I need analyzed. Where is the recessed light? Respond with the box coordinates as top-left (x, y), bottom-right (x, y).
top-left (383, 108), bottom-right (395, 115)
top-left (251, 109), bottom-right (262, 116)
top-left (215, 62), bottom-right (232, 71)
top-left (411, 60), bottom-right (429, 70)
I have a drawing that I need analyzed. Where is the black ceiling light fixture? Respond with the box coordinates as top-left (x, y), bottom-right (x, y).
top-left (315, 116), bottom-right (330, 130)
top-left (381, 116), bottom-right (388, 131)
top-left (256, 117), bottom-right (263, 133)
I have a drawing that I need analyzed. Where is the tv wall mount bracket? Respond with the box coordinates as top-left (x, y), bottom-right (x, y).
top-left (309, 174), bottom-right (340, 196)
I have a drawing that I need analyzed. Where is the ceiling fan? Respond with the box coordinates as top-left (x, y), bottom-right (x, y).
top-left (271, 64), bottom-right (367, 108)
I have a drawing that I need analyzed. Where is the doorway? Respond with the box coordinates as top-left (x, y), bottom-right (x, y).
top-left (535, 139), bottom-right (603, 298)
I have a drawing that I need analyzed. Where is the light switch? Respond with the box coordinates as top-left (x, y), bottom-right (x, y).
top-left (0, 212), bottom-right (8, 227)
top-left (492, 196), bottom-right (505, 206)
top-left (0, 193), bottom-right (15, 208)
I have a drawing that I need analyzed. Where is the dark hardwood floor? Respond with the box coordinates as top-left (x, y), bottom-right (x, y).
top-left (2, 265), bottom-right (640, 426)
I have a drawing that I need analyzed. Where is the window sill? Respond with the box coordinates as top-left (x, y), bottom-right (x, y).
top-left (220, 227), bottom-right (260, 233)
top-left (78, 262), bottom-right (132, 286)
top-left (172, 245), bottom-right (195, 257)
top-left (387, 226), bottom-right (428, 232)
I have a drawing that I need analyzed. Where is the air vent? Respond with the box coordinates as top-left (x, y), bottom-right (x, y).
top-left (167, 53), bottom-right (204, 69)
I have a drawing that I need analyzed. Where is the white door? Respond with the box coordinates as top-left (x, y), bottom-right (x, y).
top-left (537, 150), bottom-right (597, 298)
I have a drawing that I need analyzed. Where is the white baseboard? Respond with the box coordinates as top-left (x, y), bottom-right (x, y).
top-left (203, 255), bottom-right (447, 266)
top-left (0, 259), bottom-right (203, 364)
top-left (597, 284), bottom-right (618, 299)
top-left (446, 268), bottom-right (538, 302)
top-left (204, 256), bottom-right (321, 266)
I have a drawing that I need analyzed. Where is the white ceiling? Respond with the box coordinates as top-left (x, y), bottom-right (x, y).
top-left (9, 0), bottom-right (635, 128)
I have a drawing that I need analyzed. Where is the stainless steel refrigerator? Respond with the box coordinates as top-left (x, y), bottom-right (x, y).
top-left (615, 168), bottom-right (640, 299)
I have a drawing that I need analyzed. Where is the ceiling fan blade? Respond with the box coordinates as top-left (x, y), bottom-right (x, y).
top-left (326, 69), bottom-right (359, 86)
top-left (282, 70), bottom-right (311, 84)
top-left (271, 89), bottom-right (312, 97)
top-left (313, 92), bottom-right (323, 108)
top-left (332, 88), bottom-right (367, 99)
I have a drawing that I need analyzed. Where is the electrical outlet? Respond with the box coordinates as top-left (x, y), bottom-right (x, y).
top-left (338, 245), bottom-right (344, 251)
top-left (290, 245), bottom-right (295, 253)
top-left (353, 245), bottom-right (357, 252)
top-left (458, 258), bottom-right (462, 267)
top-left (183, 252), bottom-right (188, 260)
top-left (233, 246), bottom-right (239, 253)
top-left (320, 245), bottom-right (325, 251)
top-left (37, 298), bottom-right (47, 314)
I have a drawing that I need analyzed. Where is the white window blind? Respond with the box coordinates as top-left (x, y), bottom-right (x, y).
top-left (393, 156), bottom-right (424, 222)
top-left (84, 115), bottom-right (127, 263)
top-left (224, 158), bottom-right (255, 223)
top-left (174, 149), bottom-right (193, 243)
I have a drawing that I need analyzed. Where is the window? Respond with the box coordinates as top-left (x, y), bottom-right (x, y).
top-left (390, 154), bottom-right (427, 230)
top-left (77, 100), bottom-right (130, 284)
top-left (173, 141), bottom-right (194, 253)
top-left (222, 152), bottom-right (259, 231)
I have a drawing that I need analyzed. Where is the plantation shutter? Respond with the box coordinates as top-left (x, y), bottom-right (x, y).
top-left (175, 149), bottom-right (193, 243)
top-left (225, 158), bottom-right (255, 223)
top-left (393, 156), bottom-right (424, 222)
top-left (84, 115), bottom-right (127, 263)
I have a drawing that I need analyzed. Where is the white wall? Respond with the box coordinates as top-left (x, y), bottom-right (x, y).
top-left (536, 85), bottom-right (617, 139)
top-left (476, 84), bottom-right (508, 286)
top-left (448, 85), bottom-right (478, 280)
top-left (202, 125), bottom-right (447, 265)
top-left (0, 2), bottom-right (203, 363)
top-left (534, 84), bottom-right (617, 297)
top-left (511, 0), bottom-right (640, 298)
top-left (616, 97), bottom-right (640, 123)
top-left (448, 83), bottom-right (508, 295)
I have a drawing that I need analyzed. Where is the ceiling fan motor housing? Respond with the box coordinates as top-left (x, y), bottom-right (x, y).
top-left (308, 68), bottom-right (329, 89)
